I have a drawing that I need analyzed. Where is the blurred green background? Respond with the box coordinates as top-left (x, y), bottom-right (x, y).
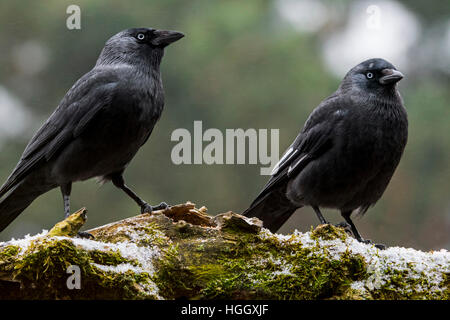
top-left (0, 0), bottom-right (448, 250)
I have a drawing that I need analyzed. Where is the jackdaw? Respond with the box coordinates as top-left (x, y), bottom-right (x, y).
top-left (244, 58), bottom-right (408, 248)
top-left (0, 27), bottom-right (184, 234)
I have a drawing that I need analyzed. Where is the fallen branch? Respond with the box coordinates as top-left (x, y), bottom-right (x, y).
top-left (0, 203), bottom-right (448, 299)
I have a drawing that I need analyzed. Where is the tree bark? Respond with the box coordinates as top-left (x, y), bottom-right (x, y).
top-left (0, 203), bottom-right (448, 300)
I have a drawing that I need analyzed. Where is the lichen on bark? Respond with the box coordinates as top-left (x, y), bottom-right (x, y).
top-left (0, 202), bottom-right (448, 300)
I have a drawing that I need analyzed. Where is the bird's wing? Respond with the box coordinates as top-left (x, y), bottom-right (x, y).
top-left (0, 69), bottom-right (120, 197)
top-left (247, 95), bottom-right (343, 209)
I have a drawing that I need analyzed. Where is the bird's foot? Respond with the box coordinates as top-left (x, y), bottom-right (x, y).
top-left (334, 221), bottom-right (353, 236)
top-left (77, 231), bottom-right (95, 239)
top-left (140, 202), bottom-right (170, 215)
top-left (140, 203), bottom-right (153, 214)
top-left (153, 202), bottom-right (169, 211)
top-left (358, 238), bottom-right (386, 250)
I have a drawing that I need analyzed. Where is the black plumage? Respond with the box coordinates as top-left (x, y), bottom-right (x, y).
top-left (0, 27), bottom-right (184, 233)
top-left (244, 58), bottom-right (408, 247)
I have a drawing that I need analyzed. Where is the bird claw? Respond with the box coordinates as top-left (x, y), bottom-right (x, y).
top-left (333, 220), bottom-right (386, 249)
top-left (77, 231), bottom-right (95, 239)
top-left (334, 221), bottom-right (353, 236)
top-left (153, 202), bottom-right (169, 211)
top-left (360, 238), bottom-right (386, 250)
top-left (140, 203), bottom-right (153, 214)
top-left (374, 243), bottom-right (387, 250)
top-left (140, 202), bottom-right (169, 214)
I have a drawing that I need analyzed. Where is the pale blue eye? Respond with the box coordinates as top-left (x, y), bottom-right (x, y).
top-left (366, 72), bottom-right (374, 79)
top-left (137, 33), bottom-right (145, 40)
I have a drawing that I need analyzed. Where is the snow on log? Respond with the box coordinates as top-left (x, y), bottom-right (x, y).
top-left (0, 203), bottom-right (448, 299)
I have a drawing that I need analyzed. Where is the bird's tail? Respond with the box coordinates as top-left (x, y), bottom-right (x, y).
top-left (0, 177), bottom-right (56, 233)
top-left (243, 186), bottom-right (299, 233)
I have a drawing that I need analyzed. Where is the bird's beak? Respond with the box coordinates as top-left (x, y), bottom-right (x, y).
top-left (151, 30), bottom-right (185, 47)
top-left (379, 69), bottom-right (404, 85)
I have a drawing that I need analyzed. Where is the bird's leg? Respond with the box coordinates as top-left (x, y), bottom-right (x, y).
top-left (111, 174), bottom-right (168, 214)
top-left (312, 206), bottom-right (352, 234)
top-left (341, 211), bottom-right (386, 249)
top-left (334, 221), bottom-right (353, 236)
top-left (312, 206), bottom-right (329, 225)
top-left (61, 183), bottom-right (72, 218)
top-left (111, 175), bottom-right (151, 213)
top-left (60, 183), bottom-right (93, 239)
top-left (340, 211), bottom-right (364, 240)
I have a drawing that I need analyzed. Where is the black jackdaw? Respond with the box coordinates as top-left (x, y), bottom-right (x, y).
top-left (244, 58), bottom-right (408, 248)
top-left (0, 27), bottom-right (184, 234)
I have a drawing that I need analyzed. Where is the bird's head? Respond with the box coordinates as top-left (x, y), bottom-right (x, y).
top-left (96, 27), bottom-right (184, 67)
top-left (341, 58), bottom-right (404, 95)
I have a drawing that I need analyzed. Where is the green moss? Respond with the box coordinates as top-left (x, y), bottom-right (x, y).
top-left (200, 239), bottom-right (367, 299)
top-left (47, 208), bottom-right (87, 237)
top-left (2, 238), bottom-right (158, 299)
top-left (153, 244), bottom-right (191, 298)
top-left (135, 221), bottom-right (168, 246)
top-left (1, 207), bottom-right (447, 300)
top-left (0, 245), bottom-right (20, 260)
top-left (370, 268), bottom-right (448, 300)
top-left (93, 220), bottom-right (167, 247)
top-left (171, 220), bottom-right (209, 240)
top-left (88, 249), bottom-right (139, 267)
top-left (0, 245), bottom-right (20, 273)
top-left (442, 273), bottom-right (449, 300)
top-left (310, 224), bottom-right (348, 241)
top-left (153, 228), bottom-right (368, 300)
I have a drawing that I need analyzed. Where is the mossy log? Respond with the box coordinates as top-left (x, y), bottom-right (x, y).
top-left (0, 202), bottom-right (448, 300)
